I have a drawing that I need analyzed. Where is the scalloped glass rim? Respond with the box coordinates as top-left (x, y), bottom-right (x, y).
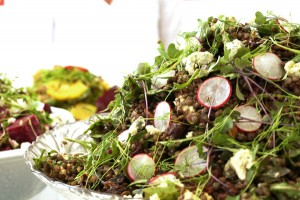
top-left (24, 120), bottom-right (127, 200)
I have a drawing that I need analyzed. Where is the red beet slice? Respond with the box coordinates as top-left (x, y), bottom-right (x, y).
top-left (6, 114), bottom-right (42, 143)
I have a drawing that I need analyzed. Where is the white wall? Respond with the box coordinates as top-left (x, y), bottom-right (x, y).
top-left (1, 0), bottom-right (300, 87)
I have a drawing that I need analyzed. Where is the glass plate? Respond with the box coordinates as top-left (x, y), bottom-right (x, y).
top-left (24, 120), bottom-right (126, 200)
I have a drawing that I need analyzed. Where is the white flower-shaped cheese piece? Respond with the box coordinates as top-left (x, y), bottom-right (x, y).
top-left (284, 60), bottom-right (300, 77)
top-left (225, 149), bottom-right (254, 180)
top-left (185, 51), bottom-right (214, 75)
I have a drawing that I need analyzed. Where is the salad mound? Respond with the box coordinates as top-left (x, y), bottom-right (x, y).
top-left (31, 65), bottom-right (116, 120)
top-left (0, 74), bottom-right (54, 151)
top-left (34, 12), bottom-right (300, 200)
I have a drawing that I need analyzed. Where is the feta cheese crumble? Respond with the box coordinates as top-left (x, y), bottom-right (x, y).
top-left (129, 116), bottom-right (145, 135)
top-left (225, 149), bottom-right (254, 180)
top-left (185, 51), bottom-right (214, 75)
top-left (284, 60), bottom-right (300, 77)
top-left (146, 125), bottom-right (161, 135)
top-left (225, 39), bottom-right (244, 60)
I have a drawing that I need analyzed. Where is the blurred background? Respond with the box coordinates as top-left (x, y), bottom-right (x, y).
top-left (1, 0), bottom-right (299, 87)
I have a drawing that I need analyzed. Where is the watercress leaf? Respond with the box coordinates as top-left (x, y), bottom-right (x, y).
top-left (255, 11), bottom-right (267, 25)
top-left (235, 81), bottom-right (245, 101)
top-left (143, 180), bottom-right (181, 200)
top-left (270, 182), bottom-right (300, 200)
top-left (136, 63), bottom-right (151, 75)
top-left (196, 143), bottom-right (204, 157)
top-left (235, 46), bottom-right (250, 58)
top-left (211, 132), bottom-right (230, 145)
top-left (226, 196), bottom-right (240, 200)
top-left (181, 31), bottom-right (197, 38)
top-left (219, 117), bottom-right (234, 134)
top-left (288, 148), bottom-right (300, 158)
top-left (167, 43), bottom-right (183, 59)
top-left (158, 48), bottom-right (170, 60)
top-left (220, 65), bottom-right (235, 75)
top-left (263, 167), bottom-right (291, 178)
top-left (234, 57), bottom-right (251, 69)
top-left (292, 54), bottom-right (300, 62)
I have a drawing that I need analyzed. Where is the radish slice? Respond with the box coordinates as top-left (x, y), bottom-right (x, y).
top-left (234, 105), bottom-right (262, 132)
top-left (197, 76), bottom-right (232, 109)
top-left (117, 129), bottom-right (130, 143)
top-left (127, 153), bottom-right (156, 181)
top-left (252, 52), bottom-right (284, 80)
top-left (154, 101), bottom-right (171, 132)
top-left (149, 172), bottom-right (177, 185)
top-left (174, 145), bottom-right (207, 178)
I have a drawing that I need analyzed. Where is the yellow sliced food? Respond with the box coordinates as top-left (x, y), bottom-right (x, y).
top-left (69, 103), bottom-right (97, 120)
top-left (45, 80), bottom-right (89, 101)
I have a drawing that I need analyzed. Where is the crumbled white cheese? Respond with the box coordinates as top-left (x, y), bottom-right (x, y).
top-left (9, 139), bottom-right (19, 149)
top-left (129, 116), bottom-right (145, 136)
top-left (186, 131), bottom-right (193, 138)
top-left (19, 119), bottom-right (24, 126)
top-left (185, 51), bottom-right (214, 75)
top-left (174, 95), bottom-right (195, 114)
top-left (284, 60), bottom-right (300, 77)
top-left (183, 189), bottom-right (201, 200)
top-left (173, 95), bottom-right (184, 108)
top-left (225, 39), bottom-right (244, 60)
top-left (122, 195), bottom-right (133, 199)
top-left (133, 194), bottom-right (143, 199)
top-left (7, 117), bottom-right (16, 124)
top-left (146, 125), bottom-right (161, 135)
top-left (150, 173), bottom-right (184, 188)
top-left (149, 193), bottom-right (160, 200)
top-left (128, 124), bottom-right (138, 136)
top-left (225, 149), bottom-right (254, 180)
top-left (182, 105), bottom-right (195, 113)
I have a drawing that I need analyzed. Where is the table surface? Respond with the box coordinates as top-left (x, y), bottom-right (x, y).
top-left (30, 187), bottom-right (66, 200)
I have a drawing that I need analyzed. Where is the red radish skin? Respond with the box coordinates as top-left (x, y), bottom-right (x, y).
top-left (234, 105), bottom-right (262, 132)
top-left (252, 52), bottom-right (284, 80)
top-left (197, 76), bottom-right (232, 109)
top-left (275, 18), bottom-right (288, 33)
top-left (174, 145), bottom-right (207, 178)
top-left (127, 153), bottom-right (156, 181)
top-left (154, 101), bottom-right (171, 132)
top-left (149, 172), bottom-right (177, 185)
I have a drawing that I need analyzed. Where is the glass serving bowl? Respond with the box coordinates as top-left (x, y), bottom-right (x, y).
top-left (24, 120), bottom-right (126, 200)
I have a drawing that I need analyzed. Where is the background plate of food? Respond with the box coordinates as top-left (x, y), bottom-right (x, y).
top-left (0, 73), bottom-right (75, 200)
